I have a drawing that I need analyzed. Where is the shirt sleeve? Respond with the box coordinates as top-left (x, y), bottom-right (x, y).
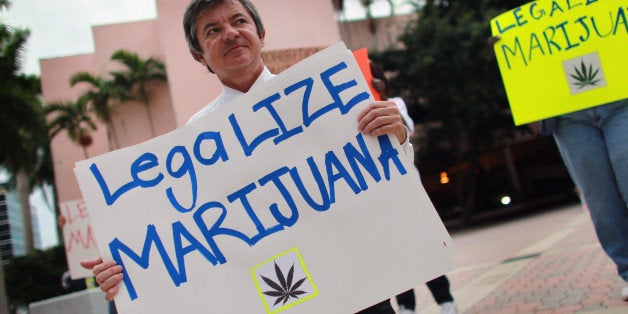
top-left (400, 125), bottom-right (415, 161)
top-left (392, 97), bottom-right (415, 136)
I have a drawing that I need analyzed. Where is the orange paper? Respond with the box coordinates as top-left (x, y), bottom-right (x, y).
top-left (352, 47), bottom-right (381, 101)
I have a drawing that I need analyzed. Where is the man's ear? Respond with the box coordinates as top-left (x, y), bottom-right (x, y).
top-left (192, 53), bottom-right (207, 66)
top-left (259, 30), bottom-right (266, 48)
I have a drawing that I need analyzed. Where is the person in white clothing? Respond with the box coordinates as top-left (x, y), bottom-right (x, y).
top-left (80, 0), bottom-right (414, 311)
top-left (370, 60), bottom-right (459, 314)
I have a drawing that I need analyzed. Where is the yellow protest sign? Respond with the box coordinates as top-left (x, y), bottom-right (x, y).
top-left (490, 0), bottom-right (628, 125)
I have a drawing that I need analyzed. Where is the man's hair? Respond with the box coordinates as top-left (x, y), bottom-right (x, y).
top-left (369, 60), bottom-right (389, 94)
top-left (183, 0), bottom-right (265, 57)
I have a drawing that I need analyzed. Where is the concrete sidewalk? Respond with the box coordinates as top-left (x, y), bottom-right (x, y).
top-left (409, 204), bottom-right (627, 313)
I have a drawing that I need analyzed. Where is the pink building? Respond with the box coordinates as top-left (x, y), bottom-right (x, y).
top-left (41, 0), bottom-right (409, 210)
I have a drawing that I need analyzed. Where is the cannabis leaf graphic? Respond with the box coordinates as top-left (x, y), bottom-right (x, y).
top-left (261, 262), bottom-right (308, 306)
top-left (569, 59), bottom-right (601, 89)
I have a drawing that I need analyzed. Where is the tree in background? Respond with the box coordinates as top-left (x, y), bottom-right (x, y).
top-left (373, 0), bottom-right (530, 223)
top-left (0, 16), bottom-right (50, 255)
top-left (70, 72), bottom-right (126, 151)
top-left (46, 99), bottom-right (97, 159)
top-left (3, 246), bottom-right (67, 310)
top-left (70, 50), bottom-right (167, 147)
top-left (110, 49), bottom-right (167, 137)
top-left (1, 1), bottom-right (57, 312)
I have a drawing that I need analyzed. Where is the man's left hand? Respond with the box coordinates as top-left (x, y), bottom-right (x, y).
top-left (357, 101), bottom-right (407, 144)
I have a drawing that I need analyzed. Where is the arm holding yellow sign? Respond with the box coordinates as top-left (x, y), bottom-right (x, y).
top-left (491, 0), bottom-right (628, 300)
top-left (80, 0), bottom-right (413, 311)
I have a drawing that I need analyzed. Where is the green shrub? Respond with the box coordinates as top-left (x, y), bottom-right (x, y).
top-left (3, 245), bottom-right (67, 307)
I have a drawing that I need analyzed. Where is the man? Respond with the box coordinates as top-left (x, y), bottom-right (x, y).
top-left (81, 1), bottom-right (411, 312)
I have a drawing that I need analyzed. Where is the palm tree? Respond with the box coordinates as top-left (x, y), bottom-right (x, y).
top-left (0, 0), bottom-right (11, 10)
top-left (0, 20), bottom-right (41, 256)
top-left (1, 4), bottom-right (43, 311)
top-left (46, 99), bottom-right (97, 159)
top-left (1, 25), bottom-right (35, 154)
top-left (70, 72), bottom-right (123, 150)
top-left (110, 49), bottom-right (167, 137)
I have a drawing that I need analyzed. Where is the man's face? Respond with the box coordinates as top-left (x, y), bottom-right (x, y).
top-left (193, 0), bottom-right (265, 76)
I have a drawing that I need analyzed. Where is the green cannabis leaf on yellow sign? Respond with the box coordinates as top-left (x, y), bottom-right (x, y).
top-left (261, 262), bottom-right (308, 306)
top-left (570, 59), bottom-right (601, 89)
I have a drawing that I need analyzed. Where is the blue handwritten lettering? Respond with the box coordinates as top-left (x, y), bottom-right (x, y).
top-left (555, 21), bottom-right (580, 50)
top-left (513, 7), bottom-right (528, 26)
top-left (112, 131), bottom-right (408, 301)
top-left (530, 2), bottom-right (545, 20)
top-left (90, 163), bottom-right (140, 206)
top-left (325, 150), bottom-right (362, 204)
top-left (172, 221), bottom-right (218, 283)
top-left (258, 167), bottom-right (300, 227)
top-left (229, 95), bottom-right (281, 157)
top-left (289, 159), bottom-right (331, 212)
top-left (165, 146), bottom-right (197, 213)
top-left (343, 133), bottom-right (381, 190)
top-left (193, 131), bottom-right (229, 165)
top-left (109, 224), bottom-right (183, 300)
top-left (377, 135), bottom-right (407, 180)
top-left (253, 93), bottom-right (304, 145)
top-left (549, 1), bottom-right (565, 17)
top-left (227, 183), bottom-right (284, 243)
top-left (614, 7), bottom-right (628, 35)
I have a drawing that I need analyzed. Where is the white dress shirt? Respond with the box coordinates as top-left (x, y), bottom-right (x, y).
top-left (186, 67), bottom-right (413, 159)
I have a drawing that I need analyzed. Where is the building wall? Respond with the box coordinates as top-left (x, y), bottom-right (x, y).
top-left (338, 14), bottom-right (412, 52)
top-left (91, 19), bottom-right (176, 146)
top-left (41, 54), bottom-right (109, 204)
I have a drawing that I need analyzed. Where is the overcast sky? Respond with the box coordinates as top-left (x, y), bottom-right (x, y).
top-left (0, 0), bottom-right (413, 75)
top-left (0, 0), bottom-right (158, 75)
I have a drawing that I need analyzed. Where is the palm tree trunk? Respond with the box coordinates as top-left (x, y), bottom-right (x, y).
top-left (144, 104), bottom-right (156, 137)
top-left (105, 127), bottom-right (114, 151)
top-left (106, 121), bottom-right (120, 150)
top-left (140, 87), bottom-right (156, 137)
top-left (16, 170), bottom-right (35, 253)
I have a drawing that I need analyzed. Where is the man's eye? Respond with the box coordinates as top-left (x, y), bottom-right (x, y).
top-left (206, 27), bottom-right (220, 35)
top-left (235, 18), bottom-right (247, 25)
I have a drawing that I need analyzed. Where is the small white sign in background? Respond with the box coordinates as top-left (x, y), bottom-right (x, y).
top-left (60, 199), bottom-right (98, 279)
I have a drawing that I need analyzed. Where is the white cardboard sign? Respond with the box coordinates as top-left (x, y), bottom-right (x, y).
top-left (60, 198), bottom-right (98, 279)
top-left (74, 42), bottom-right (454, 314)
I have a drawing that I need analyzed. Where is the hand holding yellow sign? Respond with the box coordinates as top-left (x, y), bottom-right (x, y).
top-left (491, 0), bottom-right (628, 125)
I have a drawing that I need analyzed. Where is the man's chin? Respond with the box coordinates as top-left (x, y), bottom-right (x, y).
top-left (225, 57), bottom-right (256, 69)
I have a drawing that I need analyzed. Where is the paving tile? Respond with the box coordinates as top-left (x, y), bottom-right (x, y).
top-left (412, 204), bottom-right (628, 314)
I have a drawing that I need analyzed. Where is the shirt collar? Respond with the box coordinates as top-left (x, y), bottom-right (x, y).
top-left (220, 67), bottom-right (275, 103)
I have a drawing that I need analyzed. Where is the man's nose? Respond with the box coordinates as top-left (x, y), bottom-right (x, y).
top-left (222, 24), bottom-right (239, 41)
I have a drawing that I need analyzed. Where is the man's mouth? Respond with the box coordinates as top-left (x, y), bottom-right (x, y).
top-left (224, 44), bottom-right (246, 56)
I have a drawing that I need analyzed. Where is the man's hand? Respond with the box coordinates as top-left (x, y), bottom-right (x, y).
top-left (488, 36), bottom-right (501, 56)
top-left (357, 101), bottom-right (407, 144)
top-left (81, 257), bottom-right (124, 301)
